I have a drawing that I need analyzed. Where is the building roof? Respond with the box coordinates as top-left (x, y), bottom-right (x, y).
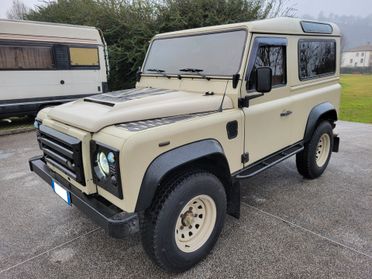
top-left (344, 44), bottom-right (372, 52)
top-left (155, 17), bottom-right (341, 39)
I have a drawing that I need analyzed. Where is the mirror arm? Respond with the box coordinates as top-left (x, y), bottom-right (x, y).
top-left (238, 92), bottom-right (264, 108)
top-left (136, 66), bottom-right (142, 82)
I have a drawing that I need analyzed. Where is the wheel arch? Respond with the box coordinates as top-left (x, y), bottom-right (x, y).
top-left (304, 102), bottom-right (338, 143)
top-left (135, 139), bottom-right (235, 214)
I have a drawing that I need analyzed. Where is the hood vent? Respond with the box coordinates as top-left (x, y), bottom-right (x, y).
top-left (84, 87), bottom-right (172, 105)
top-left (84, 98), bottom-right (115, 107)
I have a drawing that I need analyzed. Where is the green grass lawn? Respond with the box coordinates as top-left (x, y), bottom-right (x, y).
top-left (340, 74), bottom-right (372, 123)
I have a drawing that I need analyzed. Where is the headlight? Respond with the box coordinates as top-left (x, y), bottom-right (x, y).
top-left (91, 141), bottom-right (123, 199)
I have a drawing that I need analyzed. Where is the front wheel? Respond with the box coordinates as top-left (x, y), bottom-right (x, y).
top-left (140, 170), bottom-right (226, 272)
top-left (296, 121), bottom-right (334, 179)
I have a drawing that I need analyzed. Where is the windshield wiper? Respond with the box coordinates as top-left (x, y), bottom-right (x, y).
top-left (179, 68), bottom-right (207, 79)
top-left (146, 68), bottom-right (170, 78)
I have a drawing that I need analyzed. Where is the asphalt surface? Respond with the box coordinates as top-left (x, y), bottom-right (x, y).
top-left (0, 121), bottom-right (371, 278)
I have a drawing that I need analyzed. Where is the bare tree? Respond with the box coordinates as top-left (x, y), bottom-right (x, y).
top-left (6, 0), bottom-right (29, 20)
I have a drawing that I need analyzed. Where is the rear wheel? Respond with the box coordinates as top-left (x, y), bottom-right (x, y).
top-left (140, 170), bottom-right (226, 272)
top-left (296, 121), bottom-right (334, 179)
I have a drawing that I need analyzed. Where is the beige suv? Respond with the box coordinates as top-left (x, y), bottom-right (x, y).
top-left (29, 17), bottom-right (341, 272)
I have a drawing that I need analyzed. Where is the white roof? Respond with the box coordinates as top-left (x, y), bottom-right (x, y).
top-left (0, 19), bottom-right (101, 44)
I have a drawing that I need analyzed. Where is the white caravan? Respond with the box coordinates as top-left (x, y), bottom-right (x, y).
top-left (0, 19), bottom-right (109, 118)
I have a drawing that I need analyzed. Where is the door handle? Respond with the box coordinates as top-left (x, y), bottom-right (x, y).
top-left (280, 110), bottom-right (292, 117)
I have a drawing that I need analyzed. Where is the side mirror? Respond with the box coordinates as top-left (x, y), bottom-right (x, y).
top-left (255, 67), bottom-right (272, 93)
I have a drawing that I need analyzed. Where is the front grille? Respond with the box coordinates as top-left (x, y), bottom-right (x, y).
top-left (37, 125), bottom-right (85, 185)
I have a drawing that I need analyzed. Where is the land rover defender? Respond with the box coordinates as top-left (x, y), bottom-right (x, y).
top-left (29, 17), bottom-right (341, 272)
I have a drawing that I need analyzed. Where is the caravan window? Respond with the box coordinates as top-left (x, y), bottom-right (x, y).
top-left (69, 47), bottom-right (99, 68)
top-left (0, 44), bottom-right (54, 70)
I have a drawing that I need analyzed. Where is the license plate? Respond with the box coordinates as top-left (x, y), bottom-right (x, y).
top-left (52, 180), bottom-right (71, 205)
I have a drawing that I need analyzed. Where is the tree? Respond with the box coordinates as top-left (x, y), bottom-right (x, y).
top-left (26, 0), bottom-right (292, 89)
top-left (7, 0), bottom-right (29, 20)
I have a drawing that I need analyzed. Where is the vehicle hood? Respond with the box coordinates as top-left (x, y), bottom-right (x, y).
top-left (47, 87), bottom-right (233, 132)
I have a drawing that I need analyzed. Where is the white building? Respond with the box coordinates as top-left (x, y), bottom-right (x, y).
top-left (341, 44), bottom-right (372, 68)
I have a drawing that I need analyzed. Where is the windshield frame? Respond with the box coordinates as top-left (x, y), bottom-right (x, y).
top-left (141, 28), bottom-right (248, 78)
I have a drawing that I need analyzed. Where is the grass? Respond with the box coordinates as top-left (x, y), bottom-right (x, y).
top-left (340, 74), bottom-right (372, 123)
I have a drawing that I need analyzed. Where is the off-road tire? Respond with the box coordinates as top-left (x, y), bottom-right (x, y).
top-left (140, 170), bottom-right (226, 273)
top-left (296, 121), bottom-right (334, 179)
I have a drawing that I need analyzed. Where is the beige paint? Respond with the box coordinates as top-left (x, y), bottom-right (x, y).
top-left (36, 17), bottom-right (341, 213)
top-left (47, 90), bottom-right (233, 132)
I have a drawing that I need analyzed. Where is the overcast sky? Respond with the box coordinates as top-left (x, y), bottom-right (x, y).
top-left (0, 0), bottom-right (372, 19)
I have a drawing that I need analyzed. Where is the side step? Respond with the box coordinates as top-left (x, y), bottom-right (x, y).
top-left (235, 142), bottom-right (304, 180)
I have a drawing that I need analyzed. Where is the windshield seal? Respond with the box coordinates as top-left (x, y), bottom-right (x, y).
top-left (142, 28), bottom-right (248, 78)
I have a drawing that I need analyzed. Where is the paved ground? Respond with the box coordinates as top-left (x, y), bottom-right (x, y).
top-left (0, 121), bottom-right (371, 278)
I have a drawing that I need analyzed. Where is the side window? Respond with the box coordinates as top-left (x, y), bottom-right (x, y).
top-left (69, 47), bottom-right (99, 68)
top-left (298, 39), bottom-right (336, 80)
top-left (0, 44), bottom-right (54, 70)
top-left (247, 38), bottom-right (287, 91)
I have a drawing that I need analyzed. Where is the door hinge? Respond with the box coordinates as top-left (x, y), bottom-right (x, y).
top-left (241, 152), bottom-right (249, 164)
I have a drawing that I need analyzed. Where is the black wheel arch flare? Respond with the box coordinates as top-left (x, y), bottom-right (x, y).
top-left (304, 102), bottom-right (338, 143)
top-left (135, 139), bottom-right (232, 212)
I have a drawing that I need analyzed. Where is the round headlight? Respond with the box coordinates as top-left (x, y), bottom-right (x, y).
top-left (97, 152), bottom-right (110, 175)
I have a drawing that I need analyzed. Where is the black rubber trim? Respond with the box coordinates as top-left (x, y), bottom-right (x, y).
top-left (135, 139), bottom-right (228, 211)
top-left (304, 102), bottom-right (338, 142)
top-left (29, 156), bottom-right (139, 238)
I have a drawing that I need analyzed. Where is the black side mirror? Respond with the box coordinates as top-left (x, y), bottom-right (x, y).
top-left (136, 66), bottom-right (142, 82)
top-left (255, 67), bottom-right (272, 93)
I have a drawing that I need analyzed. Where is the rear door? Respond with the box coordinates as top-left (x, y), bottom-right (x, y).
top-left (242, 35), bottom-right (296, 166)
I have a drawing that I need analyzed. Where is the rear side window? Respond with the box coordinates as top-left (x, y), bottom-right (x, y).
top-left (247, 38), bottom-right (287, 90)
top-left (0, 45), bottom-right (54, 70)
top-left (298, 39), bottom-right (336, 80)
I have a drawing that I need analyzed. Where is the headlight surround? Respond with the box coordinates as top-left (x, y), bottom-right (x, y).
top-left (91, 141), bottom-right (123, 199)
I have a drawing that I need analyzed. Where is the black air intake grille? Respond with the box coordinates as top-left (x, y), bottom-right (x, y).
top-left (38, 125), bottom-right (85, 185)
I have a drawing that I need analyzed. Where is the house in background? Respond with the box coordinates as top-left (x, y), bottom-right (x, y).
top-left (341, 43), bottom-right (372, 68)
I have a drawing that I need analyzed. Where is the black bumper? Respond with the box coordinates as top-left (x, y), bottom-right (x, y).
top-left (29, 156), bottom-right (139, 238)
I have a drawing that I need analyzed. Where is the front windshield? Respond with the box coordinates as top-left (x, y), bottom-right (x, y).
top-left (143, 30), bottom-right (247, 76)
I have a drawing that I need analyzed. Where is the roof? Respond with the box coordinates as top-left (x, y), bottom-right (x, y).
top-left (155, 17), bottom-right (341, 39)
top-left (0, 19), bottom-right (101, 44)
top-left (344, 44), bottom-right (372, 52)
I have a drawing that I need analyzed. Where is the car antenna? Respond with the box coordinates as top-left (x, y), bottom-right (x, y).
top-left (218, 80), bottom-right (229, 112)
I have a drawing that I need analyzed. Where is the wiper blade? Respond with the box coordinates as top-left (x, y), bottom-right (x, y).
top-left (179, 68), bottom-right (207, 79)
top-left (146, 68), bottom-right (170, 78)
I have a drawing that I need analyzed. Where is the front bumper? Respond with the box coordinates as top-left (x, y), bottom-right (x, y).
top-left (29, 155), bottom-right (139, 238)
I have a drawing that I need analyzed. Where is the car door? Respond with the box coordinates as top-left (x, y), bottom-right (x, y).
top-left (242, 35), bottom-right (296, 166)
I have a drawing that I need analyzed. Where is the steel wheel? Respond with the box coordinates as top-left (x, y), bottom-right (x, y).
top-left (175, 194), bottom-right (217, 253)
top-left (315, 133), bottom-right (331, 167)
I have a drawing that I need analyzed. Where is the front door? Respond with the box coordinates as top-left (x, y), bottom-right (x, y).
top-left (242, 35), bottom-right (296, 166)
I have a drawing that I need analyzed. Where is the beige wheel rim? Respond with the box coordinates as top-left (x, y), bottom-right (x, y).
top-left (315, 133), bottom-right (331, 167)
top-left (175, 194), bottom-right (217, 253)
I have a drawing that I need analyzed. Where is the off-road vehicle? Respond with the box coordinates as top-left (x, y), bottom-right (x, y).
top-left (29, 17), bottom-right (341, 272)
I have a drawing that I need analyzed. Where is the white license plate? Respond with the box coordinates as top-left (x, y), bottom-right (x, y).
top-left (52, 180), bottom-right (71, 205)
